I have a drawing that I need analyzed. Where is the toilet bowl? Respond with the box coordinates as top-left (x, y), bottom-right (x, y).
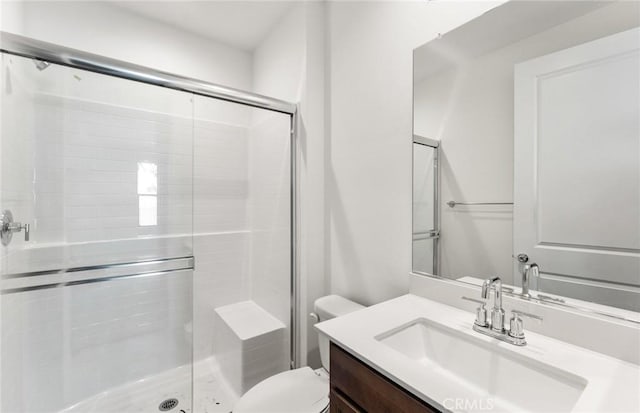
top-left (233, 295), bottom-right (364, 413)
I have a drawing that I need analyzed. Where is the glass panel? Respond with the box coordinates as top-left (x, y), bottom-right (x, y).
top-left (413, 237), bottom-right (435, 275)
top-left (413, 143), bottom-right (437, 274)
top-left (192, 96), bottom-right (291, 405)
top-left (1, 53), bottom-right (194, 412)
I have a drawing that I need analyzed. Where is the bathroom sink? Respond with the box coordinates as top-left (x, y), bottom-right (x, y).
top-left (375, 318), bottom-right (587, 413)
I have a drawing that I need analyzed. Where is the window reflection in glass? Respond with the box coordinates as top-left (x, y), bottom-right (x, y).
top-left (137, 162), bottom-right (157, 226)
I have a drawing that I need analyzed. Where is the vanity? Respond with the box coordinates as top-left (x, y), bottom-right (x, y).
top-left (316, 291), bottom-right (640, 413)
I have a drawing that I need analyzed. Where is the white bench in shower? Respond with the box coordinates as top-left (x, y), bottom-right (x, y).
top-left (213, 300), bottom-right (288, 396)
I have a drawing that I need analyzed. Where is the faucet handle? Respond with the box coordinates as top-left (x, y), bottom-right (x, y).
top-left (511, 309), bottom-right (543, 321)
top-left (461, 296), bottom-right (488, 327)
top-left (461, 296), bottom-right (484, 305)
top-left (509, 310), bottom-right (543, 339)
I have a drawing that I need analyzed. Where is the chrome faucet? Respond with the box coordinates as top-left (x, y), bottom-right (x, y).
top-left (461, 276), bottom-right (543, 346)
top-left (521, 263), bottom-right (538, 298)
top-left (481, 276), bottom-right (505, 332)
top-left (516, 253), bottom-right (539, 298)
top-left (481, 277), bottom-right (504, 333)
top-left (1, 210), bottom-right (30, 246)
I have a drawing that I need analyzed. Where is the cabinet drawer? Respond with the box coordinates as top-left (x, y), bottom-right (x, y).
top-left (330, 343), bottom-right (439, 413)
top-left (330, 389), bottom-right (362, 413)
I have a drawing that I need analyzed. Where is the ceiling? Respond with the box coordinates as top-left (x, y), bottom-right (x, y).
top-left (413, 0), bottom-right (610, 81)
top-left (112, 0), bottom-right (296, 51)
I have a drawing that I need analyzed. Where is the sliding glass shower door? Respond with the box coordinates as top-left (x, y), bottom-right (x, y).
top-left (1, 53), bottom-right (195, 412)
top-left (1, 44), bottom-right (295, 412)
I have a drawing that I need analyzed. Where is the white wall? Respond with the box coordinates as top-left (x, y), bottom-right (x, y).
top-left (326, 0), bottom-right (502, 306)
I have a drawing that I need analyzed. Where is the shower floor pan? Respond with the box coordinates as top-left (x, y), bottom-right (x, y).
top-left (60, 357), bottom-right (237, 413)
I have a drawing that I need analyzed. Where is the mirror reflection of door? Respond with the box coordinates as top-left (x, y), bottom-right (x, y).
top-left (413, 136), bottom-right (439, 275)
top-left (514, 28), bottom-right (640, 311)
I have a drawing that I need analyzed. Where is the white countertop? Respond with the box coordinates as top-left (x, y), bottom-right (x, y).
top-left (315, 294), bottom-right (640, 413)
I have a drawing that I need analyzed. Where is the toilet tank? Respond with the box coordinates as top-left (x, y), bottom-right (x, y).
top-left (314, 295), bottom-right (364, 371)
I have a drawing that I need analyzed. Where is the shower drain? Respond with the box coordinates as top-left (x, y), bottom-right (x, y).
top-left (158, 398), bottom-right (179, 411)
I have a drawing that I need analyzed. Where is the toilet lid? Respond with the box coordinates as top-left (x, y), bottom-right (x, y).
top-left (233, 367), bottom-right (329, 413)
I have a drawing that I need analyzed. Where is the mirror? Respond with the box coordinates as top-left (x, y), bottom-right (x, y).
top-left (412, 0), bottom-right (640, 317)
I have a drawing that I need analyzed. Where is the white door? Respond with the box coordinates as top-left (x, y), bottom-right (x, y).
top-left (513, 27), bottom-right (640, 311)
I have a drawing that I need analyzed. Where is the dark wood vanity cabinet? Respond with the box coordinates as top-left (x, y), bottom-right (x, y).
top-left (330, 343), bottom-right (440, 413)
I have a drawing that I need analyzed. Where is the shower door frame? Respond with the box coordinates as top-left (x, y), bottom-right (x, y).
top-left (0, 31), bottom-right (301, 369)
top-left (412, 134), bottom-right (440, 276)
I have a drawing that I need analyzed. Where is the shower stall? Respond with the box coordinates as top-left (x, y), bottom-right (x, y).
top-left (0, 32), bottom-right (297, 413)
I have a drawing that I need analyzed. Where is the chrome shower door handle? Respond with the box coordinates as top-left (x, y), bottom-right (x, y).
top-left (1, 210), bottom-right (31, 246)
top-left (22, 223), bottom-right (30, 241)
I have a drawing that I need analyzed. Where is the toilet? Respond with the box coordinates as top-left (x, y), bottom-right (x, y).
top-left (233, 295), bottom-right (364, 413)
